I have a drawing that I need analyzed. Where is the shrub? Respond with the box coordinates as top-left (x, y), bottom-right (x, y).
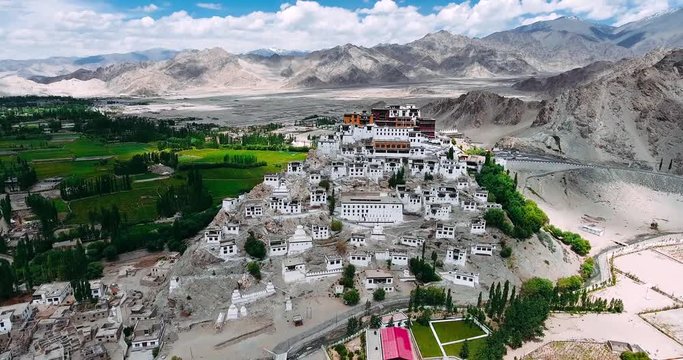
top-left (244, 231), bottom-right (266, 259)
top-left (343, 289), bottom-right (360, 306)
top-left (102, 245), bottom-right (118, 261)
top-left (373, 288), bottom-right (386, 301)
top-left (500, 246), bottom-right (512, 258)
top-left (416, 309), bottom-right (432, 326)
top-left (247, 261), bottom-right (261, 280)
top-left (620, 351), bottom-right (650, 360)
top-left (545, 225), bottom-right (591, 255)
top-left (580, 258), bottom-right (595, 280)
top-left (331, 219), bottom-right (343, 232)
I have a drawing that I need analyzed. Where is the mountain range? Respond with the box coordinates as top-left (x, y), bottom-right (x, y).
top-left (0, 9), bottom-right (681, 96)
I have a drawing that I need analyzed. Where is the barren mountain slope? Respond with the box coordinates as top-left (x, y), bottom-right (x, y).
top-left (501, 49), bottom-right (683, 173)
top-left (422, 91), bottom-right (541, 144)
top-left (512, 61), bottom-right (614, 97)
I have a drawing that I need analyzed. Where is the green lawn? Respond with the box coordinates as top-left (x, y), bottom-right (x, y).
top-left (177, 148), bottom-right (307, 168)
top-left (432, 320), bottom-right (486, 344)
top-left (33, 160), bottom-right (113, 179)
top-left (411, 324), bottom-right (443, 358)
top-left (8, 137), bottom-right (154, 161)
top-left (442, 337), bottom-right (487, 357)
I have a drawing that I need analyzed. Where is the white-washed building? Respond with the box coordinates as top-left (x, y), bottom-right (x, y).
top-left (425, 203), bottom-right (452, 220)
top-left (474, 188), bottom-right (489, 203)
top-left (395, 185), bottom-right (422, 213)
top-left (89, 280), bottom-right (105, 299)
top-left (445, 247), bottom-right (467, 266)
top-left (325, 255), bottom-right (343, 271)
top-left (349, 233), bottom-right (367, 247)
top-left (269, 197), bottom-right (302, 214)
top-left (223, 223), bottom-right (240, 235)
top-left (309, 173), bottom-right (322, 185)
top-left (399, 235), bottom-right (424, 248)
top-left (310, 189), bottom-right (328, 207)
top-left (219, 239), bottom-right (238, 260)
top-left (441, 270), bottom-right (479, 288)
top-left (287, 161), bottom-right (305, 175)
top-left (131, 319), bottom-right (164, 351)
top-left (311, 225), bottom-right (330, 240)
top-left (263, 174), bottom-right (280, 188)
top-left (370, 224), bottom-right (386, 242)
top-left (0, 303), bottom-right (32, 334)
top-left (269, 239), bottom-right (288, 257)
top-left (364, 270), bottom-right (394, 291)
top-left (329, 161), bottom-right (348, 180)
top-left (244, 202), bottom-right (263, 218)
top-left (32, 282), bottom-right (72, 305)
top-left (204, 227), bottom-right (222, 244)
top-left (456, 177), bottom-right (470, 190)
top-left (367, 164), bottom-right (383, 182)
top-left (222, 197), bottom-right (239, 213)
top-left (348, 162), bottom-right (367, 178)
top-left (348, 253), bottom-right (371, 267)
top-left (340, 193), bottom-right (404, 223)
top-left (282, 257), bottom-right (307, 283)
top-left (287, 225), bottom-right (313, 255)
top-left (390, 252), bottom-right (409, 266)
top-left (436, 223), bottom-right (456, 239)
top-left (462, 201), bottom-right (477, 212)
top-left (471, 243), bottom-right (496, 256)
top-left (470, 218), bottom-right (486, 235)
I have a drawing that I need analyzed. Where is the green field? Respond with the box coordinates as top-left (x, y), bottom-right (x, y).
top-left (411, 324), bottom-right (443, 358)
top-left (3, 137), bottom-right (154, 162)
top-left (432, 320), bottom-right (486, 343)
top-left (33, 160), bottom-right (113, 179)
top-left (442, 337), bottom-right (486, 357)
top-left (178, 148), bottom-right (306, 169)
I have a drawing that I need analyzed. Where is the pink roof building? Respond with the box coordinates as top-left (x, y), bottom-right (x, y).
top-left (380, 327), bottom-right (414, 360)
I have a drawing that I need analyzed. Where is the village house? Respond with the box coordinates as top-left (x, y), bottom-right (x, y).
top-left (399, 235), bottom-right (424, 248)
top-left (367, 164), bottom-right (384, 182)
top-left (309, 188), bottom-right (328, 207)
top-left (390, 252), bottom-right (409, 266)
top-left (311, 225), bottom-right (330, 240)
top-left (0, 303), bottom-right (32, 334)
top-left (370, 224), bottom-right (386, 242)
top-left (424, 203), bottom-right (452, 221)
top-left (287, 225), bottom-right (313, 255)
top-left (442, 270), bottom-right (480, 288)
top-left (32, 282), bottom-right (72, 305)
top-left (269, 239), bottom-right (288, 257)
top-left (474, 188), bottom-right (489, 203)
top-left (470, 218), bottom-right (487, 235)
top-left (348, 253), bottom-right (371, 267)
top-left (218, 239), bottom-right (238, 260)
top-left (325, 255), bottom-right (344, 271)
top-left (349, 233), bottom-right (367, 247)
top-left (471, 243), bottom-right (496, 256)
top-left (462, 201), bottom-right (478, 212)
top-left (222, 197), bottom-right (239, 213)
top-left (223, 222), bottom-right (240, 235)
top-left (89, 280), bottom-right (105, 299)
top-left (445, 247), bottom-right (467, 266)
top-left (282, 257), bottom-right (307, 283)
top-left (244, 202), bottom-right (263, 218)
top-left (269, 197), bottom-right (302, 214)
top-left (263, 174), bottom-right (280, 188)
top-left (329, 161), bottom-right (348, 180)
top-left (456, 177), bottom-right (470, 189)
top-left (309, 173), bottom-right (321, 185)
top-left (340, 193), bottom-right (404, 223)
top-left (364, 270), bottom-right (395, 291)
top-left (204, 227), bottom-right (222, 244)
top-left (287, 161), bottom-right (305, 175)
top-left (95, 322), bottom-right (122, 343)
top-left (131, 319), bottom-right (164, 351)
top-left (435, 223), bottom-right (456, 239)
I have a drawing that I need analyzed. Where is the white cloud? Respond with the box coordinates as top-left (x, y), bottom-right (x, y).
top-left (0, 0), bottom-right (676, 60)
top-left (133, 3), bottom-right (159, 13)
top-left (521, 12), bottom-right (562, 25)
top-left (196, 2), bottom-right (222, 10)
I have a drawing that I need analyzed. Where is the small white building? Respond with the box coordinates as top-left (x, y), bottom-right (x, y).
top-left (370, 224), bottom-right (386, 242)
top-left (471, 243), bottom-right (496, 256)
top-left (349, 233), bottom-right (367, 247)
top-left (462, 201), bottom-right (477, 212)
top-left (204, 227), bottom-right (222, 244)
top-left (456, 177), bottom-right (470, 190)
top-left (89, 280), bottom-right (105, 299)
top-left (218, 239), bottom-right (238, 260)
top-left (329, 161), bottom-right (347, 180)
top-left (269, 239), bottom-right (288, 257)
top-left (364, 270), bottom-right (394, 291)
top-left (287, 225), bottom-right (313, 255)
top-left (470, 218), bottom-right (486, 235)
top-left (310, 189), bottom-right (328, 207)
top-left (311, 225), bottom-right (330, 240)
top-left (287, 161), bottom-right (305, 175)
top-left (309, 173), bottom-right (322, 185)
top-left (131, 319), bottom-right (164, 351)
top-left (340, 193), bottom-right (404, 223)
top-left (223, 223), bottom-right (240, 235)
top-left (436, 223), bottom-right (456, 239)
top-left (32, 282), bottom-right (72, 305)
top-left (425, 203), bottom-right (452, 221)
top-left (399, 235), bottom-right (424, 248)
top-left (222, 197), bottom-right (239, 213)
top-left (348, 253), bottom-right (371, 267)
top-left (367, 164), bottom-right (384, 182)
top-left (474, 188), bottom-right (489, 203)
top-left (445, 247), bottom-right (467, 266)
top-left (282, 257), bottom-right (307, 283)
top-left (390, 252), bottom-right (409, 266)
top-left (0, 303), bottom-right (32, 334)
top-left (244, 202), bottom-right (263, 218)
top-left (325, 255), bottom-right (343, 271)
top-left (270, 197), bottom-right (302, 214)
top-left (348, 162), bottom-right (367, 178)
top-left (263, 174), bottom-right (280, 188)
top-left (442, 270), bottom-right (479, 288)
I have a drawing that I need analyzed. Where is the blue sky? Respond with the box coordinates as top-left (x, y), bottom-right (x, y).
top-left (0, 0), bottom-right (680, 59)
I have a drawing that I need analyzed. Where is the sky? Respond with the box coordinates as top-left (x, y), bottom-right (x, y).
top-left (0, 0), bottom-right (680, 60)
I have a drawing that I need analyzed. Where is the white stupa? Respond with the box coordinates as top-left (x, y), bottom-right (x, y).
top-left (287, 225), bottom-right (313, 255)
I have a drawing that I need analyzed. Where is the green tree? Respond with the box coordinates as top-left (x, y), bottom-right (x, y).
top-left (86, 262), bottom-right (104, 279)
top-left (460, 339), bottom-right (470, 359)
top-left (247, 261), bottom-right (261, 280)
top-left (102, 245), bottom-right (118, 261)
top-left (328, 187), bottom-right (336, 215)
top-left (447, 147), bottom-right (454, 160)
top-left (343, 289), bottom-right (360, 306)
top-left (370, 314), bottom-right (382, 329)
top-left (620, 352), bottom-right (650, 360)
top-left (330, 219), bottom-right (343, 232)
top-left (0, 194), bottom-right (11, 228)
top-left (346, 316), bottom-right (360, 335)
top-left (373, 288), bottom-right (386, 301)
top-left (520, 277), bottom-right (554, 301)
top-left (244, 231), bottom-right (266, 259)
top-left (340, 264), bottom-right (356, 288)
top-left (0, 260), bottom-right (16, 300)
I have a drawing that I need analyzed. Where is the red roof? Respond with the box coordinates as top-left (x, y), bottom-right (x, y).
top-left (381, 327), bottom-right (414, 360)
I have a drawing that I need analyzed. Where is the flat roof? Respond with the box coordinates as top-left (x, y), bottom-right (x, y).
top-left (365, 269), bottom-right (392, 279)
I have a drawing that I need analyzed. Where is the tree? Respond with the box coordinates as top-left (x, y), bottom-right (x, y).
top-left (244, 231), bottom-right (266, 259)
top-left (330, 219), bottom-right (343, 232)
top-left (346, 316), bottom-right (360, 335)
top-left (431, 250), bottom-right (438, 269)
top-left (340, 264), bottom-right (356, 288)
top-left (343, 289), bottom-right (360, 305)
top-left (513, 173), bottom-right (518, 188)
top-left (328, 187), bottom-right (336, 215)
top-left (447, 147), bottom-right (454, 160)
top-left (102, 245), bottom-right (118, 261)
top-left (668, 159), bottom-right (673, 171)
top-left (500, 246), bottom-right (512, 258)
top-left (0, 260), bottom-right (16, 300)
top-left (0, 194), bottom-right (11, 228)
top-left (446, 288), bottom-right (453, 313)
top-left (477, 292), bottom-right (482, 308)
top-left (86, 262), bottom-right (104, 279)
top-left (460, 339), bottom-right (470, 359)
top-left (247, 261), bottom-right (261, 280)
top-left (658, 158), bottom-right (663, 171)
top-left (620, 352), bottom-right (650, 360)
top-left (370, 314), bottom-right (382, 329)
top-left (520, 277), bottom-right (554, 301)
top-left (416, 309), bottom-right (432, 326)
top-left (373, 288), bottom-right (386, 301)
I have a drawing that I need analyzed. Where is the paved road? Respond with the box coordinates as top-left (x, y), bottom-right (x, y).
top-left (272, 297), bottom-right (410, 358)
